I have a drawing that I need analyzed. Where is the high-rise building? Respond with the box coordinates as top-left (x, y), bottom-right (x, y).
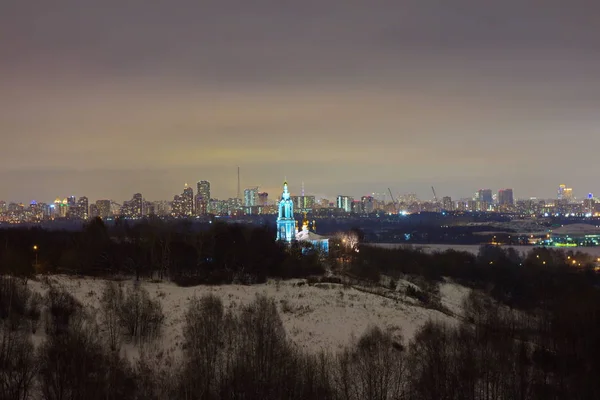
top-left (467, 200), bottom-right (477, 211)
top-left (558, 184), bottom-right (574, 202)
top-left (563, 188), bottom-right (574, 202)
top-left (361, 196), bottom-right (374, 214)
top-left (121, 193), bottom-right (143, 219)
top-left (210, 199), bottom-right (228, 215)
top-left (154, 201), bottom-right (171, 216)
top-left (0, 201), bottom-right (6, 213)
top-left (227, 198), bottom-right (243, 214)
top-left (52, 198), bottom-right (68, 218)
top-left (558, 184), bottom-right (566, 199)
top-left (67, 196), bottom-right (88, 220)
top-left (196, 180), bottom-right (211, 215)
top-left (336, 195), bottom-right (353, 212)
top-left (497, 189), bottom-right (514, 206)
top-left (89, 204), bottom-right (99, 219)
top-left (442, 196), bottom-right (453, 211)
top-left (258, 192), bottom-right (269, 206)
top-left (244, 187), bottom-right (259, 207)
top-left (182, 184), bottom-right (194, 216)
top-left (96, 200), bottom-right (111, 219)
top-left (144, 201), bottom-right (156, 216)
top-left (172, 195), bottom-right (183, 217)
top-left (132, 193), bottom-right (143, 218)
top-left (477, 189), bottom-right (493, 204)
top-left (77, 196), bottom-right (89, 219)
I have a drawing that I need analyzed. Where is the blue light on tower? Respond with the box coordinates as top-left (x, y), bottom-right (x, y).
top-left (276, 181), bottom-right (297, 242)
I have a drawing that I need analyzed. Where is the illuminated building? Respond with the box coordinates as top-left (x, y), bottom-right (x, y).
top-left (477, 189), bottom-right (493, 204)
top-left (172, 195), bottom-right (183, 217)
top-left (52, 198), bottom-right (68, 218)
top-left (96, 200), bottom-right (111, 219)
top-left (304, 195), bottom-right (315, 210)
top-left (89, 204), bottom-right (99, 219)
top-left (442, 196), bottom-right (453, 211)
top-left (143, 201), bottom-right (156, 216)
top-left (544, 224), bottom-right (600, 247)
top-left (66, 197), bottom-right (88, 220)
top-left (182, 184), bottom-right (194, 216)
top-left (227, 198), bottom-right (243, 215)
top-left (258, 192), bottom-right (269, 206)
top-left (244, 187), bottom-right (258, 207)
top-left (210, 199), bottom-right (228, 215)
top-left (196, 180), bottom-right (211, 215)
top-left (361, 196), bottom-right (374, 214)
top-left (467, 200), bottom-right (477, 211)
top-left (318, 198), bottom-right (330, 208)
top-left (78, 197), bottom-right (89, 219)
top-left (558, 184), bottom-right (574, 202)
top-left (122, 193), bottom-right (143, 219)
top-left (336, 195), bottom-right (353, 212)
top-left (0, 201), bottom-right (6, 213)
top-left (132, 193), bottom-right (143, 218)
top-left (295, 212), bottom-right (329, 254)
top-left (291, 195), bottom-right (316, 212)
top-left (153, 201), bottom-right (171, 216)
top-left (276, 181), bottom-right (297, 242)
top-left (564, 188), bottom-right (573, 202)
top-left (584, 194), bottom-right (595, 214)
top-left (497, 189), bottom-right (514, 206)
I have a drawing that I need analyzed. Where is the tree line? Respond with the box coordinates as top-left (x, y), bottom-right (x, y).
top-left (0, 217), bottom-right (325, 285)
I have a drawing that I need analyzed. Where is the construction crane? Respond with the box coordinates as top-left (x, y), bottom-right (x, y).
top-left (431, 186), bottom-right (438, 203)
top-left (388, 188), bottom-right (398, 213)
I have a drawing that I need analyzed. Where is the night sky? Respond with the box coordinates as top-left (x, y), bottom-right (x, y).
top-left (2, 1), bottom-right (599, 203)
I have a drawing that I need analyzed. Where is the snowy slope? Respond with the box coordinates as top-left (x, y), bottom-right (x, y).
top-left (27, 275), bottom-right (465, 359)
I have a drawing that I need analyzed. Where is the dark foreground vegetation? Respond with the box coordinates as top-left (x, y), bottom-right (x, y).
top-left (0, 217), bottom-right (324, 284)
top-left (2, 220), bottom-right (600, 399)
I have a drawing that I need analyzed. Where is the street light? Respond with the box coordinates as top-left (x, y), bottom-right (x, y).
top-left (33, 245), bottom-right (38, 267)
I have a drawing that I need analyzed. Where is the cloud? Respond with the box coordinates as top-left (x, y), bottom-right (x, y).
top-left (1, 0), bottom-right (600, 201)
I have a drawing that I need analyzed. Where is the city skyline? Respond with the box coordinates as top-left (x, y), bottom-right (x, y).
top-left (2, 1), bottom-right (600, 202)
top-left (0, 176), bottom-right (594, 205)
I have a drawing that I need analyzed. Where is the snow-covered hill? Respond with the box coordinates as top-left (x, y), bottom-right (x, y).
top-left (27, 275), bottom-right (470, 359)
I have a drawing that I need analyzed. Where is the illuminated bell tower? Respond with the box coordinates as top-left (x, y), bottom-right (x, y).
top-left (277, 181), bottom-right (296, 242)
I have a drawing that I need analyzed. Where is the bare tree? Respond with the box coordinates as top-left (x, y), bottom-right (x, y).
top-left (100, 281), bottom-right (124, 351)
top-left (334, 326), bottom-right (407, 400)
top-left (118, 283), bottom-right (164, 343)
top-left (180, 294), bottom-right (228, 399)
top-left (0, 321), bottom-right (37, 400)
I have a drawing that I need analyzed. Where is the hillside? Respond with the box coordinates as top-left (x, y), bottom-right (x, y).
top-left (27, 275), bottom-right (470, 359)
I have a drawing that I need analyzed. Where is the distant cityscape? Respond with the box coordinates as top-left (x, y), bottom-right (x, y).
top-left (0, 178), bottom-right (598, 224)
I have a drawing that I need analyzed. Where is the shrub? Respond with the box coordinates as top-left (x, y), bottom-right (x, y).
top-left (118, 284), bottom-right (164, 342)
top-left (0, 276), bottom-right (35, 330)
top-left (406, 285), bottom-right (431, 304)
top-left (26, 291), bottom-right (42, 333)
top-left (333, 326), bottom-right (407, 400)
top-left (38, 317), bottom-right (136, 400)
top-left (179, 294), bottom-right (229, 398)
top-left (100, 281), bottom-right (124, 351)
top-left (0, 322), bottom-right (37, 400)
top-left (45, 286), bottom-right (82, 335)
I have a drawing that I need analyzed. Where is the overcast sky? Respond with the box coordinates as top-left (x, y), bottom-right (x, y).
top-left (2, 1), bottom-right (600, 203)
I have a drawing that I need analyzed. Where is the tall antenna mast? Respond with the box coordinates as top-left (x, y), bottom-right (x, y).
top-left (237, 166), bottom-right (241, 199)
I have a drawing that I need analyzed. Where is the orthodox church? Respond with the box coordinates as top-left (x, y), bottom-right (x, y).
top-left (276, 181), bottom-right (329, 254)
